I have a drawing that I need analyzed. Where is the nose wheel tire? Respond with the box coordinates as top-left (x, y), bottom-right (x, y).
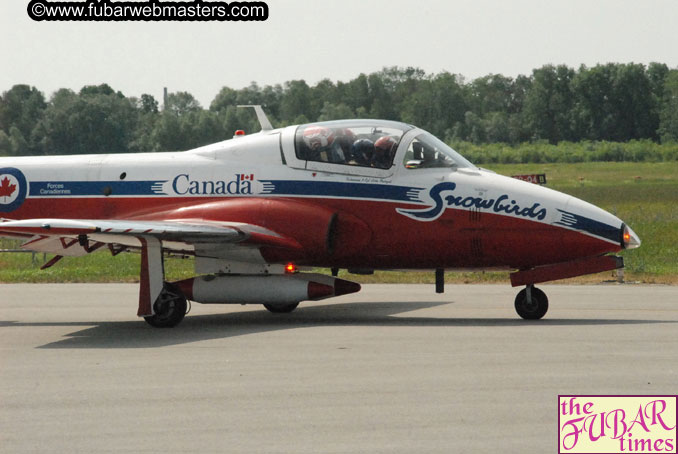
top-left (514, 286), bottom-right (548, 320)
top-left (144, 283), bottom-right (188, 328)
top-left (264, 303), bottom-right (299, 314)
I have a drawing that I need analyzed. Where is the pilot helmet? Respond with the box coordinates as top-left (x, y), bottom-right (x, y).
top-left (303, 126), bottom-right (335, 150)
top-left (374, 136), bottom-right (397, 165)
top-left (336, 128), bottom-right (356, 146)
top-left (350, 138), bottom-right (374, 165)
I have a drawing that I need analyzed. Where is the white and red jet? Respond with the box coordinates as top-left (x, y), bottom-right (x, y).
top-left (0, 107), bottom-right (640, 327)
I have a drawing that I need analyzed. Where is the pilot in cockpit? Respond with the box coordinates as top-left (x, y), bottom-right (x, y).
top-left (373, 136), bottom-right (397, 169)
top-left (303, 126), bottom-right (352, 163)
top-left (302, 126), bottom-right (334, 161)
top-left (350, 138), bottom-right (374, 166)
top-left (330, 128), bottom-right (355, 164)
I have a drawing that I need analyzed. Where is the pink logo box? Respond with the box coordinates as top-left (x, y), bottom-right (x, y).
top-left (558, 395), bottom-right (677, 453)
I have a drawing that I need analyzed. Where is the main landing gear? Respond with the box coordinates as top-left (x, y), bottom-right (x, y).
top-left (144, 283), bottom-right (188, 328)
top-left (514, 285), bottom-right (549, 320)
top-left (264, 302), bottom-right (300, 313)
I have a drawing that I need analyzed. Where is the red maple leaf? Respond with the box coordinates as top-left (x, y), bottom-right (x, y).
top-left (0, 176), bottom-right (17, 199)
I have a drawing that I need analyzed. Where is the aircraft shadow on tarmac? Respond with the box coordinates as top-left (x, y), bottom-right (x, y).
top-left (0, 301), bottom-right (674, 349)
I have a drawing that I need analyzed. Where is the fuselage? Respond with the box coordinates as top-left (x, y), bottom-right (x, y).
top-left (0, 120), bottom-right (638, 271)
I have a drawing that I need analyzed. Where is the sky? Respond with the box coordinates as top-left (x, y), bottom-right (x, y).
top-left (1, 0), bottom-right (677, 108)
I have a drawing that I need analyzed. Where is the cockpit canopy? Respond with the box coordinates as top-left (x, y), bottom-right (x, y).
top-left (401, 131), bottom-right (475, 170)
top-left (293, 120), bottom-right (474, 171)
top-left (295, 120), bottom-right (410, 170)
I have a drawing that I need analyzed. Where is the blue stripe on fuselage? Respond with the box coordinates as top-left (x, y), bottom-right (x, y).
top-left (258, 180), bottom-right (423, 203)
top-left (554, 209), bottom-right (620, 243)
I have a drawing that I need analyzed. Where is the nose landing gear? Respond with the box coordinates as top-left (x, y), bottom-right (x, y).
top-left (514, 285), bottom-right (548, 320)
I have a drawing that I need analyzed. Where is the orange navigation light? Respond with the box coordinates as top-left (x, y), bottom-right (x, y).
top-left (285, 263), bottom-right (297, 274)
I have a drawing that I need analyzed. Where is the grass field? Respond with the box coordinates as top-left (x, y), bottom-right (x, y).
top-left (1, 161), bottom-right (676, 284)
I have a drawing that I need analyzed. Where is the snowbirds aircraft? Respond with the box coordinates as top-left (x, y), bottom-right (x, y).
top-left (0, 106), bottom-right (640, 327)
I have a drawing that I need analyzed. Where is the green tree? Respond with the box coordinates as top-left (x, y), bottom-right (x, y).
top-left (129, 95), bottom-right (160, 152)
top-left (523, 65), bottom-right (576, 143)
top-left (151, 112), bottom-right (184, 151)
top-left (191, 110), bottom-right (225, 146)
top-left (338, 74), bottom-right (370, 114)
top-left (367, 73), bottom-right (395, 119)
top-left (571, 64), bottom-right (614, 140)
top-left (464, 111), bottom-right (486, 143)
top-left (401, 72), bottom-right (466, 138)
top-left (317, 102), bottom-right (355, 122)
top-left (236, 82), bottom-right (264, 106)
top-left (280, 80), bottom-right (312, 121)
top-left (212, 82), bottom-right (283, 126)
top-left (258, 84), bottom-right (283, 122)
top-left (386, 67), bottom-right (427, 118)
top-left (165, 91), bottom-right (201, 115)
top-left (138, 94), bottom-right (159, 114)
top-left (573, 64), bottom-right (658, 141)
top-left (467, 74), bottom-right (515, 116)
top-left (0, 130), bottom-right (10, 155)
top-left (8, 126), bottom-right (29, 155)
top-left (150, 91), bottom-right (221, 151)
top-left (508, 75), bottom-right (532, 114)
top-left (484, 112), bottom-right (510, 143)
top-left (79, 83), bottom-right (121, 97)
top-left (39, 87), bottom-right (136, 154)
top-left (34, 88), bottom-right (79, 155)
top-left (210, 86), bottom-right (239, 113)
top-left (311, 79), bottom-right (340, 118)
top-left (225, 105), bottom-right (268, 134)
top-left (610, 63), bottom-right (658, 141)
top-left (0, 85), bottom-right (47, 153)
top-left (658, 70), bottom-right (678, 143)
top-left (2, 63), bottom-right (675, 155)
top-left (647, 62), bottom-right (669, 101)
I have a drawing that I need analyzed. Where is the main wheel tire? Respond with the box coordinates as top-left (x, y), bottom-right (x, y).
top-left (264, 303), bottom-right (299, 314)
top-left (514, 287), bottom-right (548, 320)
top-left (144, 283), bottom-right (188, 328)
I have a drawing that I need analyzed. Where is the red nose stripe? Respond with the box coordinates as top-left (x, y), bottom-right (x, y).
top-left (333, 279), bottom-right (361, 296)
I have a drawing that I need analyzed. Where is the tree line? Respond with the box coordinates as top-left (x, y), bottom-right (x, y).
top-left (1, 63), bottom-right (677, 158)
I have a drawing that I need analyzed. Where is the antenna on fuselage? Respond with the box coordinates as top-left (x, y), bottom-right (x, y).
top-left (237, 105), bottom-right (273, 131)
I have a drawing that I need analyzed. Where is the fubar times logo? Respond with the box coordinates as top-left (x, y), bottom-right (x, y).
top-left (559, 395), bottom-right (677, 453)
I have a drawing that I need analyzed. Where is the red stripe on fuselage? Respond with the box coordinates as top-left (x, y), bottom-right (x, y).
top-left (9, 195), bottom-right (621, 270)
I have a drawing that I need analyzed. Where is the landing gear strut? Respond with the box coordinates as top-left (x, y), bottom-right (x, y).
top-left (144, 283), bottom-right (188, 328)
top-left (514, 285), bottom-right (548, 320)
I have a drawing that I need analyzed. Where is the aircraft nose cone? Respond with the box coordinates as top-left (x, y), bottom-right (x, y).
top-left (622, 224), bottom-right (641, 249)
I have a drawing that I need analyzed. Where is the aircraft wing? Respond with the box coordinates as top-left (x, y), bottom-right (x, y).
top-left (0, 218), bottom-right (302, 257)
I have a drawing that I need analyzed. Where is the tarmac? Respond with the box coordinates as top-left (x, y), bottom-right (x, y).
top-left (0, 283), bottom-right (677, 453)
